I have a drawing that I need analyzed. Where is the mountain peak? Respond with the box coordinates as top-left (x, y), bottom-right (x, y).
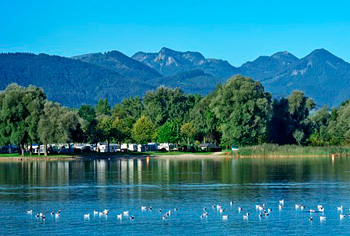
top-left (159, 47), bottom-right (176, 54)
top-left (305, 48), bottom-right (344, 63)
top-left (272, 51), bottom-right (298, 60)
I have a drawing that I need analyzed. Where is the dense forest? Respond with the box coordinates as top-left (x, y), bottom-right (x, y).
top-left (1, 75), bottom-right (349, 156)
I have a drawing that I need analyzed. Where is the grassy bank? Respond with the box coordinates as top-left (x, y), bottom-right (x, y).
top-left (0, 150), bottom-right (217, 161)
top-left (233, 144), bottom-right (350, 157)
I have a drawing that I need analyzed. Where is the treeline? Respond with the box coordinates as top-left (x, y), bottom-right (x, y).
top-left (1, 75), bottom-right (349, 156)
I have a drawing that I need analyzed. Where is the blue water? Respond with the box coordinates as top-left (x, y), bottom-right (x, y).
top-left (0, 157), bottom-right (350, 235)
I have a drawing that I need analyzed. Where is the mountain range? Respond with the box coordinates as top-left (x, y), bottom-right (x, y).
top-left (0, 48), bottom-right (349, 108)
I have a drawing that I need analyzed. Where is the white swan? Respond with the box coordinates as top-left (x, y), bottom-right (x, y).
top-left (222, 215), bottom-right (229, 220)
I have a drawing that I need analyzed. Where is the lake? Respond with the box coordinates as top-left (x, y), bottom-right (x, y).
top-left (0, 156), bottom-right (350, 235)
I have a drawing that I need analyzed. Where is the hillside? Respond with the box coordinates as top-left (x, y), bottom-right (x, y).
top-left (260, 49), bottom-right (350, 107)
top-left (0, 53), bottom-right (155, 107)
top-left (1, 48), bottom-right (350, 108)
top-left (72, 50), bottom-right (162, 81)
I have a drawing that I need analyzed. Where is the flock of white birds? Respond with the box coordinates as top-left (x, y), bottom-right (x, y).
top-left (25, 199), bottom-right (348, 223)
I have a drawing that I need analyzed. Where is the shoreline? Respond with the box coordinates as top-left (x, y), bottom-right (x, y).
top-left (0, 152), bottom-right (343, 162)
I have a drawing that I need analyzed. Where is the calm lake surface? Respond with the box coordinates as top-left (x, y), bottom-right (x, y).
top-left (1, 156), bottom-right (350, 235)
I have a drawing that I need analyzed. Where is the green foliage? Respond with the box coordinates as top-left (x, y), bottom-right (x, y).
top-left (156, 121), bottom-right (179, 143)
top-left (96, 114), bottom-right (115, 144)
top-left (38, 102), bottom-right (64, 145)
top-left (180, 122), bottom-right (197, 145)
top-left (143, 86), bottom-right (195, 127)
top-left (112, 96), bottom-right (143, 143)
top-left (132, 116), bottom-right (154, 144)
top-left (269, 91), bottom-right (315, 145)
top-left (211, 75), bottom-right (271, 146)
top-left (190, 93), bottom-right (221, 143)
top-left (78, 105), bottom-right (98, 143)
top-left (95, 98), bottom-right (111, 115)
top-left (326, 101), bottom-right (350, 145)
top-left (307, 106), bottom-right (330, 146)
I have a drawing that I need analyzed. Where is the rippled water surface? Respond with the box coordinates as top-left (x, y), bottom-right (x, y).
top-left (1, 156), bottom-right (350, 235)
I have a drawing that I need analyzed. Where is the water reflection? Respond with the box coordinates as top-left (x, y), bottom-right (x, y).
top-left (1, 156), bottom-right (350, 235)
top-left (1, 157), bottom-right (350, 188)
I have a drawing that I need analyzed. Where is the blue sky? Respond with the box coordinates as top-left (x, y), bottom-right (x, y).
top-left (0, 0), bottom-right (349, 66)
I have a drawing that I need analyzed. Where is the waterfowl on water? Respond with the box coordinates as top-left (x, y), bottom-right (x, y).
top-left (117, 214), bottom-right (122, 219)
top-left (279, 199), bottom-right (284, 205)
top-left (340, 214), bottom-right (346, 219)
top-left (222, 215), bottom-right (229, 220)
top-left (141, 206), bottom-right (147, 211)
top-left (238, 207), bottom-right (243, 212)
top-left (84, 213), bottom-right (90, 219)
top-left (256, 205), bottom-right (264, 211)
top-left (123, 211), bottom-right (129, 216)
top-left (93, 210), bottom-right (98, 215)
top-left (278, 205), bottom-right (283, 211)
top-left (26, 210), bottom-right (33, 214)
top-left (320, 216), bottom-right (326, 220)
top-left (129, 216), bottom-right (134, 220)
top-left (309, 217), bottom-right (313, 221)
top-left (337, 206), bottom-right (343, 211)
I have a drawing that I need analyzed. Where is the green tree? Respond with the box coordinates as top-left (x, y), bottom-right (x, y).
top-left (269, 91), bottom-right (315, 145)
top-left (23, 86), bottom-right (46, 155)
top-left (95, 98), bottom-right (111, 115)
top-left (96, 114), bottom-right (115, 152)
top-left (307, 106), bottom-right (330, 145)
top-left (132, 115), bottom-right (154, 144)
top-left (156, 121), bottom-right (179, 143)
top-left (112, 96), bottom-right (143, 143)
top-left (38, 102), bottom-right (63, 156)
top-left (211, 75), bottom-right (271, 146)
top-left (58, 108), bottom-right (82, 151)
top-left (0, 84), bottom-right (28, 155)
top-left (190, 93), bottom-right (220, 143)
top-left (326, 100), bottom-right (350, 145)
top-left (180, 122), bottom-right (197, 145)
top-left (78, 105), bottom-right (98, 144)
top-left (143, 86), bottom-right (195, 127)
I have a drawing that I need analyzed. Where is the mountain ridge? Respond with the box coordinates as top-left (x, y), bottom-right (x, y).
top-left (0, 48), bottom-right (349, 108)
